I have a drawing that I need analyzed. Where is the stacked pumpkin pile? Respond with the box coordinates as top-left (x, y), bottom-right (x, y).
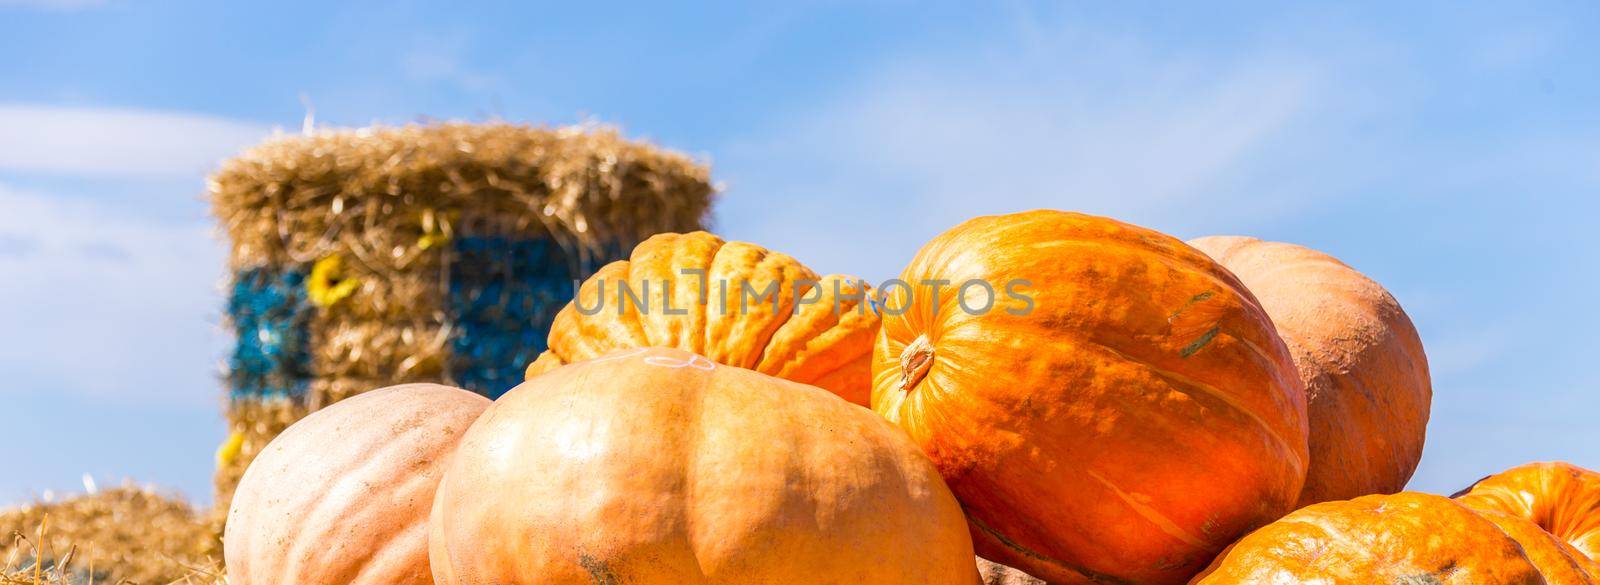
top-left (224, 211), bottom-right (1600, 584)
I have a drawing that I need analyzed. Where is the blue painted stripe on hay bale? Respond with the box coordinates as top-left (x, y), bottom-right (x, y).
top-left (446, 235), bottom-right (597, 399)
top-left (227, 266), bottom-right (313, 401)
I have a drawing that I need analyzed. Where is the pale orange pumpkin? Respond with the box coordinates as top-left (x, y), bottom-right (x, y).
top-left (526, 231), bottom-right (879, 405)
top-left (1191, 492), bottom-right (1551, 584)
top-left (433, 347), bottom-right (976, 585)
top-left (1456, 462), bottom-right (1600, 563)
top-left (1188, 236), bottom-right (1432, 506)
top-left (873, 210), bottom-right (1309, 584)
top-left (224, 384), bottom-right (489, 585)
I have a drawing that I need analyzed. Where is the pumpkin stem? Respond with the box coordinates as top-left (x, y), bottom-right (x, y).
top-left (899, 334), bottom-right (936, 393)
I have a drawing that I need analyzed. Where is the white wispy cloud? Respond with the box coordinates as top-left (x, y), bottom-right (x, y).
top-left (812, 61), bottom-right (1313, 220)
top-left (716, 27), bottom-right (1323, 279)
top-left (1474, 23), bottom-right (1562, 70)
top-left (0, 104), bottom-right (275, 177)
top-left (1423, 323), bottom-right (1517, 378)
top-left (401, 33), bottom-right (504, 93)
top-left (0, 184), bottom-right (226, 404)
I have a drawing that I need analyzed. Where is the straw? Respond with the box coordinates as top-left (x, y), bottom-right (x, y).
top-left (1, 488), bottom-right (222, 584)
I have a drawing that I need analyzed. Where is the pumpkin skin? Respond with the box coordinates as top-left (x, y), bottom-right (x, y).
top-left (872, 210), bottom-right (1309, 584)
top-left (1474, 508), bottom-right (1600, 585)
top-left (1456, 462), bottom-right (1600, 562)
top-left (1188, 235), bottom-right (1432, 507)
top-left (433, 346), bottom-right (976, 585)
top-left (1190, 492), bottom-right (1548, 584)
top-left (526, 231), bottom-right (879, 405)
top-left (224, 384), bottom-right (489, 585)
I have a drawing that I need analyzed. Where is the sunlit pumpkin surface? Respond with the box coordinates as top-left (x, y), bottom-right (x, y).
top-left (526, 231), bottom-right (879, 405)
top-left (1457, 462), bottom-right (1600, 564)
top-left (1191, 492), bottom-right (1557, 584)
top-left (871, 210), bottom-right (1309, 584)
top-left (1474, 508), bottom-right (1600, 585)
top-left (1189, 235), bottom-right (1432, 507)
top-left (435, 346), bottom-right (976, 584)
top-left (224, 384), bottom-right (490, 585)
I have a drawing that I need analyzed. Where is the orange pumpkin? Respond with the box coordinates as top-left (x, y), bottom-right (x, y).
top-left (526, 231), bottom-right (879, 405)
top-left (1188, 236), bottom-right (1432, 506)
top-left (872, 210), bottom-right (1309, 584)
top-left (224, 384), bottom-right (489, 585)
top-left (1191, 492), bottom-right (1550, 584)
top-left (434, 347), bottom-right (976, 584)
top-left (1456, 462), bottom-right (1600, 562)
top-left (1474, 508), bottom-right (1600, 585)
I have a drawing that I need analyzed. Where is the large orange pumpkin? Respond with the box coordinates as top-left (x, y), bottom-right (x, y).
top-left (526, 231), bottom-right (879, 405)
top-left (1474, 508), bottom-right (1600, 585)
top-left (1456, 462), bottom-right (1600, 562)
top-left (1188, 236), bottom-right (1432, 506)
top-left (872, 210), bottom-right (1309, 584)
top-left (433, 346), bottom-right (976, 584)
top-left (224, 384), bottom-right (489, 585)
top-left (1190, 492), bottom-right (1551, 584)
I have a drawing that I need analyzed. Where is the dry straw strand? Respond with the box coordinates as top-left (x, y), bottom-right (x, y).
top-left (0, 488), bottom-right (222, 584)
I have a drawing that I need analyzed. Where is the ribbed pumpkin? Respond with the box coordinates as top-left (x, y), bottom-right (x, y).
top-left (1456, 462), bottom-right (1600, 562)
top-left (1188, 236), bottom-right (1432, 506)
top-left (1474, 508), bottom-right (1600, 585)
top-left (224, 384), bottom-right (489, 585)
top-left (434, 346), bottom-right (976, 584)
top-left (1191, 492), bottom-right (1549, 584)
top-left (526, 231), bottom-right (879, 405)
top-left (872, 211), bottom-right (1309, 584)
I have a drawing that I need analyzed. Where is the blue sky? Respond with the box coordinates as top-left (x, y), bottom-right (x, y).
top-left (2, 1), bottom-right (1596, 505)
